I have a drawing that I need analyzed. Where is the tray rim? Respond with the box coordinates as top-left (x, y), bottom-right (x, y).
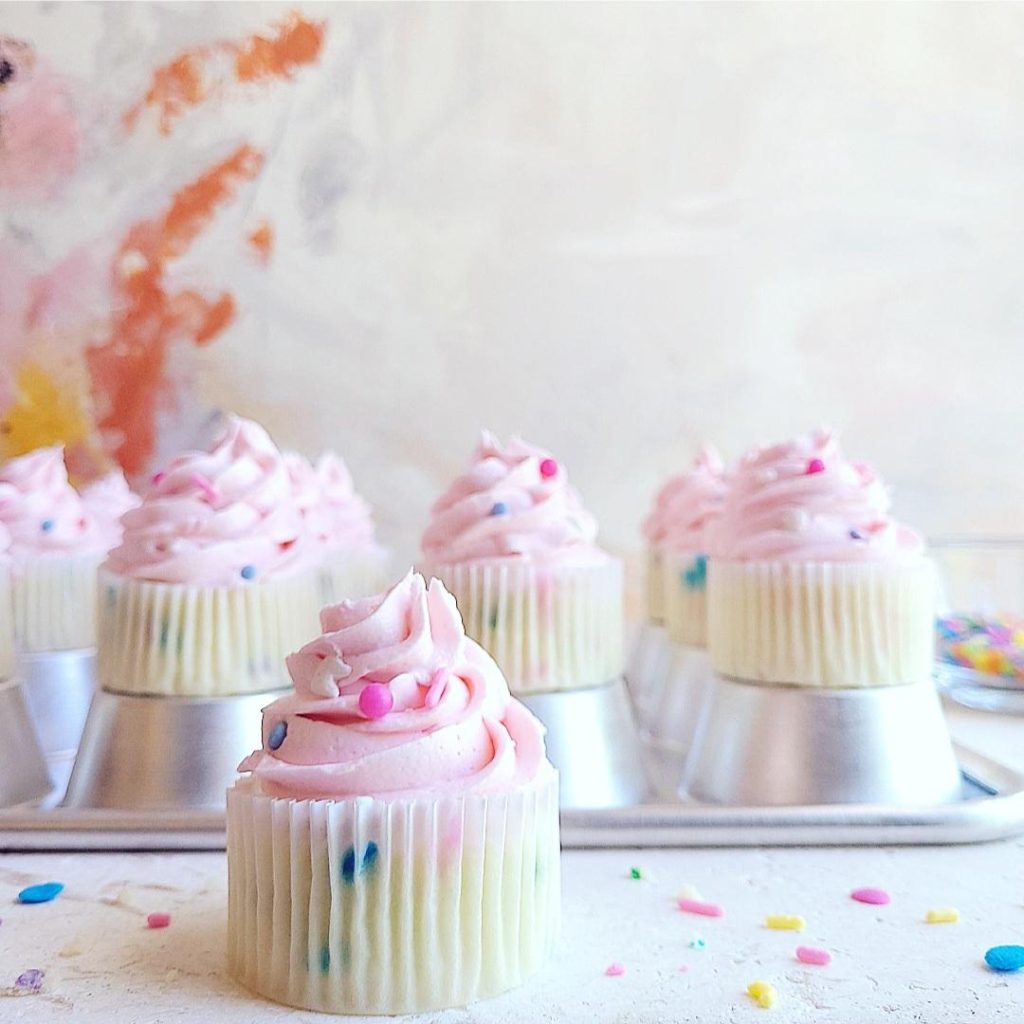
top-left (0, 744), bottom-right (1021, 852)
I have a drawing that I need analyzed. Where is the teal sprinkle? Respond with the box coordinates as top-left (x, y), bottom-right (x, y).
top-left (158, 620), bottom-right (170, 650)
top-left (320, 944), bottom-right (331, 974)
top-left (362, 841), bottom-right (379, 874)
top-left (682, 554), bottom-right (708, 591)
top-left (488, 607), bottom-right (499, 630)
top-left (688, 936), bottom-right (706, 950)
top-left (342, 842), bottom-right (379, 885)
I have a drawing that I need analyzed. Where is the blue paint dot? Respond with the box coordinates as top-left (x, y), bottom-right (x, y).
top-left (489, 502), bottom-right (508, 516)
top-left (40, 519), bottom-right (55, 533)
top-left (320, 944), bottom-right (331, 974)
top-left (240, 565), bottom-right (256, 580)
top-left (268, 721), bottom-right (287, 751)
top-left (18, 882), bottom-right (64, 904)
top-left (341, 842), bottom-right (379, 885)
top-left (341, 847), bottom-right (357, 884)
top-left (682, 554), bottom-right (708, 591)
top-left (986, 945), bottom-right (1024, 972)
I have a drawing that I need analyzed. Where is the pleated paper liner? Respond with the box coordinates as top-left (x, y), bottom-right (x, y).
top-left (425, 557), bottom-right (624, 694)
top-left (645, 548), bottom-right (665, 624)
top-left (227, 771), bottom-right (561, 1015)
top-left (708, 558), bottom-right (937, 688)
top-left (0, 562), bottom-right (15, 678)
top-left (11, 553), bottom-right (101, 654)
top-left (97, 569), bottom-right (321, 697)
top-left (317, 545), bottom-right (390, 607)
top-left (661, 549), bottom-right (709, 647)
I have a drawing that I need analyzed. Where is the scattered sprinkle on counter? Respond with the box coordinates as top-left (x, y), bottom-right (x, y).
top-left (765, 914), bottom-right (805, 931)
top-left (747, 980), bottom-right (778, 1008)
top-left (14, 969), bottom-right (44, 993)
top-left (677, 897), bottom-right (724, 918)
top-left (796, 946), bottom-right (832, 966)
top-left (689, 936), bottom-right (706, 950)
top-left (629, 867), bottom-right (644, 880)
top-left (147, 912), bottom-right (172, 929)
top-left (925, 908), bottom-right (960, 924)
top-left (851, 887), bottom-right (890, 906)
top-left (17, 882), bottom-right (64, 904)
top-left (604, 962), bottom-right (625, 977)
top-left (985, 946), bottom-right (1024, 972)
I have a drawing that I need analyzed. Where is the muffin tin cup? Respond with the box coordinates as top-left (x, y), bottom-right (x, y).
top-left (637, 643), bottom-right (715, 756)
top-left (626, 620), bottom-right (672, 717)
top-left (226, 771), bottom-right (560, 1015)
top-left (679, 674), bottom-right (962, 807)
top-left (519, 678), bottom-right (649, 807)
top-left (19, 647), bottom-right (96, 760)
top-left (64, 687), bottom-right (284, 811)
top-left (0, 675), bottom-right (53, 808)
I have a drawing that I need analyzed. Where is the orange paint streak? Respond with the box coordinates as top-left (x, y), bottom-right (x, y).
top-left (235, 14), bottom-right (326, 83)
top-left (247, 220), bottom-right (273, 265)
top-left (124, 13), bottom-right (325, 135)
top-left (85, 145), bottom-right (263, 474)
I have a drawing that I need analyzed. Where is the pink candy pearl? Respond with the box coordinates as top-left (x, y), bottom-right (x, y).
top-left (806, 458), bottom-right (825, 475)
top-left (851, 887), bottom-right (891, 906)
top-left (358, 683), bottom-right (394, 720)
top-left (539, 458), bottom-right (558, 479)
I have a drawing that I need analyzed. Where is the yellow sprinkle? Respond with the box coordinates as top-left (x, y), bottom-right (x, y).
top-left (925, 907), bottom-right (960, 924)
top-left (765, 914), bottom-right (806, 931)
top-left (58, 942), bottom-right (84, 958)
top-left (747, 980), bottom-right (778, 1009)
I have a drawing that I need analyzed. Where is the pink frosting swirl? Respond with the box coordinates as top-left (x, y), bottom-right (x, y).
top-left (0, 447), bottom-right (106, 560)
top-left (643, 446), bottom-right (729, 552)
top-left (105, 417), bottom-right (319, 585)
top-left (238, 570), bottom-right (551, 799)
top-left (422, 431), bottom-right (601, 564)
top-left (709, 429), bottom-right (924, 562)
top-left (80, 469), bottom-right (141, 551)
top-left (315, 452), bottom-right (376, 550)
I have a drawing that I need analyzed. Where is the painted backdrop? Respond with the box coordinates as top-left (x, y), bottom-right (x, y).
top-left (2, 3), bottom-right (1022, 564)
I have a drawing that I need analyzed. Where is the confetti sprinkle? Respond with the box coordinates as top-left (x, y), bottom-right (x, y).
top-left (805, 458), bottom-right (825, 475)
top-left (629, 867), bottom-right (644, 880)
top-left (765, 914), bottom-right (805, 931)
top-left (358, 683), bottom-right (394, 720)
top-left (604, 962), bottom-right (625, 977)
top-left (13, 969), bottom-right (44, 993)
top-left (936, 614), bottom-right (1024, 683)
top-left (747, 980), bottom-right (778, 1009)
top-left (240, 564), bottom-right (257, 580)
top-left (489, 502), bottom-right (508, 516)
top-left (688, 936), bottom-right (706, 950)
top-left (677, 898), bottom-right (724, 918)
top-left (17, 882), bottom-right (64, 904)
top-left (539, 458), bottom-right (559, 479)
top-left (147, 912), bottom-right (172, 929)
top-left (40, 519), bottom-right (55, 532)
top-left (796, 946), bottom-right (832, 966)
top-left (985, 946), bottom-right (1024, 972)
top-left (267, 721), bottom-right (287, 750)
top-left (851, 887), bottom-right (890, 906)
top-left (925, 908), bottom-right (960, 924)
top-left (189, 472), bottom-right (221, 504)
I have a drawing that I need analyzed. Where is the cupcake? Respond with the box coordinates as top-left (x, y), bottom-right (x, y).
top-left (227, 570), bottom-right (560, 1014)
top-left (99, 417), bottom-right (322, 697)
top-left (285, 451), bottom-right (387, 605)
top-left (707, 430), bottom-right (935, 687)
top-left (80, 468), bottom-right (140, 551)
top-left (0, 447), bottom-right (109, 652)
top-left (646, 447), bottom-right (729, 647)
top-left (420, 432), bottom-right (623, 694)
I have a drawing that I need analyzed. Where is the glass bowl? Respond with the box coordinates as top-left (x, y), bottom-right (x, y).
top-left (931, 538), bottom-right (1024, 714)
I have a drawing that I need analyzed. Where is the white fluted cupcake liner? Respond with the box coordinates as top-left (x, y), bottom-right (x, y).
top-left (426, 558), bottom-right (624, 694)
top-left (11, 553), bottom-right (101, 653)
top-left (708, 559), bottom-right (937, 688)
top-left (662, 550), bottom-right (709, 648)
top-left (227, 771), bottom-right (561, 1015)
top-left (646, 548), bottom-right (665, 624)
top-left (317, 546), bottom-right (390, 607)
top-left (97, 569), bottom-right (321, 697)
top-left (0, 563), bottom-right (14, 679)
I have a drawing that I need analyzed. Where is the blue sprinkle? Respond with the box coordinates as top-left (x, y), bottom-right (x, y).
top-left (362, 841), bottom-right (379, 873)
top-left (240, 564), bottom-right (256, 580)
top-left (320, 944), bottom-right (331, 974)
top-left (341, 843), bottom-right (379, 885)
top-left (18, 882), bottom-right (64, 904)
top-left (682, 554), bottom-right (708, 591)
top-left (268, 721), bottom-right (287, 751)
top-left (489, 502), bottom-right (508, 516)
top-left (40, 519), bottom-right (55, 533)
top-left (985, 945), bottom-right (1024, 972)
top-left (849, 528), bottom-right (865, 540)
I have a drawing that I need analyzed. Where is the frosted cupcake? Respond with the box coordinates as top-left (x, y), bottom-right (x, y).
top-left (227, 570), bottom-right (560, 1014)
top-left (646, 447), bottom-right (729, 647)
top-left (285, 451), bottom-right (387, 605)
top-left (80, 468), bottom-right (140, 551)
top-left (707, 430), bottom-right (934, 687)
top-left (0, 447), bottom-right (109, 652)
top-left (421, 432), bottom-right (623, 694)
top-left (99, 417), bottom-right (321, 697)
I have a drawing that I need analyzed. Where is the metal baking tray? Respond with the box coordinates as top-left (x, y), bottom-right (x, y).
top-left (0, 741), bottom-right (1021, 851)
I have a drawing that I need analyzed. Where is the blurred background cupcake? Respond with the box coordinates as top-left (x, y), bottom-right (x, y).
top-left (79, 468), bottom-right (140, 552)
top-left (421, 431), bottom-right (622, 695)
top-left (285, 450), bottom-right (388, 606)
top-left (228, 570), bottom-right (559, 1014)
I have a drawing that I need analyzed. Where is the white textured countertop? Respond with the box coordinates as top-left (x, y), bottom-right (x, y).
top-left (1, 703), bottom-right (1021, 1024)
